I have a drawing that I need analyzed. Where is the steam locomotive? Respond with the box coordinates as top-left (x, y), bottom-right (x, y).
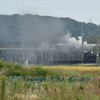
top-left (50, 51), bottom-right (96, 64)
top-left (0, 41), bottom-right (96, 64)
top-left (83, 51), bottom-right (96, 63)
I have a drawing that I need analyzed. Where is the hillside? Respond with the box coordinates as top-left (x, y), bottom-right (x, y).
top-left (0, 14), bottom-right (100, 44)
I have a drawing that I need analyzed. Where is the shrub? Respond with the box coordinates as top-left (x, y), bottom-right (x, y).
top-left (5, 67), bottom-right (60, 78)
top-left (0, 60), bottom-right (22, 70)
top-left (34, 67), bottom-right (47, 77)
top-left (34, 67), bottom-right (60, 77)
top-left (5, 69), bottom-right (21, 76)
top-left (5, 62), bottom-right (22, 70)
top-left (0, 60), bottom-right (6, 69)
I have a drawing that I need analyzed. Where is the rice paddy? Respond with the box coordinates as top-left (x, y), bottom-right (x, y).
top-left (42, 65), bottom-right (100, 71)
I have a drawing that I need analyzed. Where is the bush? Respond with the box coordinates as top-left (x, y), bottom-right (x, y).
top-left (5, 62), bottom-right (22, 70)
top-left (5, 69), bottom-right (21, 76)
top-left (0, 60), bottom-right (6, 69)
top-left (5, 67), bottom-right (60, 77)
top-left (34, 67), bottom-right (60, 77)
top-left (34, 67), bottom-right (47, 77)
top-left (0, 60), bottom-right (60, 77)
top-left (0, 60), bottom-right (22, 70)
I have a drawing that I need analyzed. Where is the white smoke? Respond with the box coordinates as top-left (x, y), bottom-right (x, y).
top-left (39, 41), bottom-right (50, 50)
top-left (59, 32), bottom-right (91, 53)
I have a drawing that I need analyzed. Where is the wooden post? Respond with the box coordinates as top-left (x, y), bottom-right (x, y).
top-left (82, 36), bottom-right (84, 63)
top-left (81, 23), bottom-right (84, 63)
top-left (96, 38), bottom-right (99, 64)
top-left (41, 50), bottom-right (43, 64)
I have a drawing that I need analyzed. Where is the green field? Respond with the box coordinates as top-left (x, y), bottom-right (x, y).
top-left (0, 61), bottom-right (100, 100)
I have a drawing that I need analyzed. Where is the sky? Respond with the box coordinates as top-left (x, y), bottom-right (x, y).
top-left (0, 0), bottom-right (100, 24)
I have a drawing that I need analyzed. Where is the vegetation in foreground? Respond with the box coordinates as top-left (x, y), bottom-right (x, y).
top-left (1, 61), bottom-right (100, 100)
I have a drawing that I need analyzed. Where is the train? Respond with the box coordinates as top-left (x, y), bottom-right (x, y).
top-left (50, 51), bottom-right (96, 64)
top-left (83, 51), bottom-right (96, 63)
top-left (0, 41), bottom-right (96, 65)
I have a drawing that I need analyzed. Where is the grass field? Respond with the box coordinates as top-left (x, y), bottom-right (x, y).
top-left (1, 62), bottom-right (100, 100)
top-left (42, 65), bottom-right (100, 71)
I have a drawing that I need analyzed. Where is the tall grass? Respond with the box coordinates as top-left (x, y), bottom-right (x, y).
top-left (0, 71), bottom-right (100, 100)
top-left (1, 61), bottom-right (100, 100)
top-left (1, 75), bottom-right (6, 100)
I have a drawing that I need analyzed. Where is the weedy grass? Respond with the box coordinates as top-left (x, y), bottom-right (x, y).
top-left (1, 75), bottom-right (6, 100)
top-left (1, 61), bottom-right (100, 99)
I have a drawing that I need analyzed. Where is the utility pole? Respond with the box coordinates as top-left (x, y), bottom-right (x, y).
top-left (81, 23), bottom-right (84, 63)
top-left (41, 50), bottom-right (43, 64)
top-left (96, 38), bottom-right (99, 64)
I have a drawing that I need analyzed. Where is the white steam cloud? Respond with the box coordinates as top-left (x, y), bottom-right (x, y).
top-left (58, 32), bottom-right (91, 53)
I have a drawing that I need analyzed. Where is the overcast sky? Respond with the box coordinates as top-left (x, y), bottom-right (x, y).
top-left (0, 0), bottom-right (100, 24)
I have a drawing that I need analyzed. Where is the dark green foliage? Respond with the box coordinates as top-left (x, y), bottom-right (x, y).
top-left (26, 76), bottom-right (46, 81)
top-left (83, 34), bottom-right (100, 43)
top-left (79, 85), bottom-right (84, 90)
top-left (0, 60), bottom-right (6, 69)
top-left (80, 77), bottom-right (90, 82)
top-left (34, 67), bottom-right (47, 77)
top-left (7, 75), bottom-right (64, 82)
top-left (6, 69), bottom-right (21, 76)
top-left (68, 76), bottom-right (90, 83)
top-left (0, 60), bottom-right (21, 70)
top-left (5, 66), bottom-right (60, 77)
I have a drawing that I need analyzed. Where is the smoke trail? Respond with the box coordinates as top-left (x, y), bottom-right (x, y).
top-left (59, 32), bottom-right (91, 53)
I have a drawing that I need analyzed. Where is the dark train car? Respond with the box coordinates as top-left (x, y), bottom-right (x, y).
top-left (50, 52), bottom-right (82, 64)
top-left (83, 51), bottom-right (96, 63)
top-left (50, 51), bottom-right (96, 64)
